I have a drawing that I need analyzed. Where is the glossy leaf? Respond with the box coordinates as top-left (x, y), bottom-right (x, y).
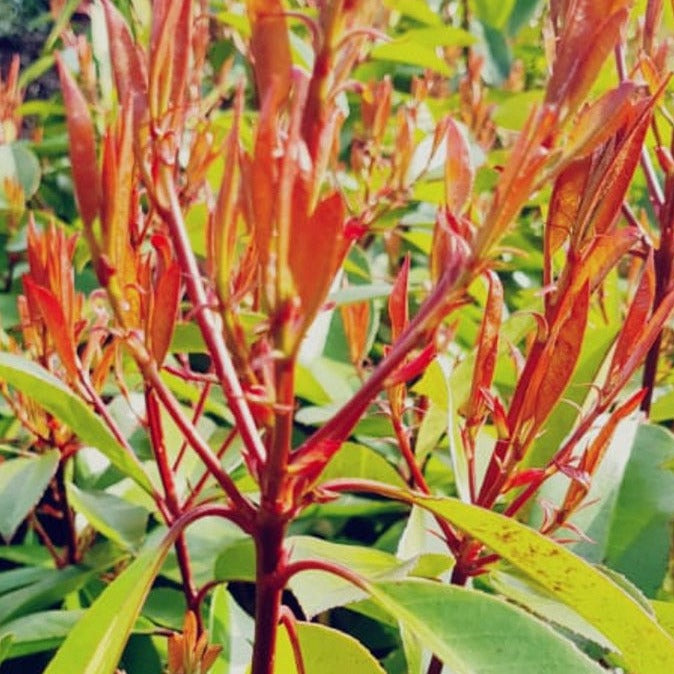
top-left (388, 255), bottom-right (410, 342)
top-left (407, 493), bottom-right (674, 673)
top-left (0, 354), bottom-right (154, 494)
top-left (368, 579), bottom-right (602, 673)
top-left (0, 450), bottom-right (59, 542)
top-left (274, 621), bottom-right (385, 674)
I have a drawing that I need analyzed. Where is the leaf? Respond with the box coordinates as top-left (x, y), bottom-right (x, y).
top-left (0, 566), bottom-right (96, 625)
top-left (289, 191), bottom-right (346, 327)
top-left (0, 450), bottom-right (59, 542)
top-left (23, 278), bottom-right (80, 381)
top-left (318, 442), bottom-right (406, 488)
top-left (0, 610), bottom-right (84, 659)
top-left (406, 493), bottom-right (674, 673)
top-left (388, 255), bottom-right (410, 341)
top-left (382, 0), bottom-right (442, 25)
top-left (368, 579), bottom-right (602, 673)
top-left (474, 0), bottom-right (516, 28)
top-left (55, 53), bottom-right (100, 228)
top-left (274, 621), bottom-right (386, 674)
top-left (208, 585), bottom-right (254, 674)
top-left (604, 424), bottom-right (674, 596)
top-left (247, 0), bottom-right (292, 106)
top-left (444, 118), bottom-right (474, 214)
top-left (463, 271), bottom-right (503, 424)
top-left (66, 483), bottom-right (149, 551)
top-left (150, 262), bottom-right (181, 364)
top-left (0, 143), bottom-right (41, 208)
top-left (370, 41), bottom-right (451, 76)
top-left (44, 532), bottom-right (174, 674)
top-left (0, 353), bottom-right (154, 494)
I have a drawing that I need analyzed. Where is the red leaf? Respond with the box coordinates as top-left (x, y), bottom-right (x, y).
top-left (388, 255), bottom-right (410, 342)
top-left (546, 2), bottom-right (630, 116)
top-left (23, 277), bottom-right (80, 381)
top-left (55, 53), bottom-right (100, 228)
top-left (101, 0), bottom-right (147, 119)
top-left (610, 251), bottom-right (656, 377)
top-left (340, 300), bottom-right (370, 366)
top-left (444, 118), bottom-right (473, 214)
top-left (464, 271), bottom-right (503, 425)
top-left (150, 262), bottom-right (181, 365)
top-left (386, 341), bottom-right (436, 387)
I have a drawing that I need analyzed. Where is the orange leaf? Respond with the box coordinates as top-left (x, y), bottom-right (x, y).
top-left (464, 271), bottom-right (503, 425)
top-left (23, 277), bottom-right (81, 381)
top-left (55, 53), bottom-right (100, 228)
top-left (340, 300), bottom-right (370, 366)
top-left (546, 2), bottom-right (629, 116)
top-left (247, 0), bottom-right (292, 108)
top-left (150, 262), bottom-right (181, 365)
top-left (289, 191), bottom-right (346, 328)
top-left (102, 0), bottom-right (147, 117)
top-left (562, 82), bottom-right (637, 161)
top-left (388, 255), bottom-right (410, 342)
top-left (444, 118), bottom-right (473, 215)
top-left (610, 251), bottom-right (656, 377)
top-left (545, 155), bottom-right (591, 260)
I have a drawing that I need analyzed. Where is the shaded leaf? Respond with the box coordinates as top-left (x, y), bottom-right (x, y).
top-left (0, 450), bottom-right (59, 542)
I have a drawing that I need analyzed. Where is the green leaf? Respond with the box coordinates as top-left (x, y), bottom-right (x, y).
top-left (0, 142), bottom-right (41, 209)
top-left (0, 567), bottom-right (52, 596)
top-left (170, 322), bottom-right (207, 354)
top-left (0, 354), bottom-right (154, 494)
top-left (0, 632), bottom-right (13, 666)
top-left (66, 483), bottom-right (149, 551)
top-left (44, 533), bottom-right (174, 674)
top-left (383, 0), bottom-right (442, 25)
top-left (0, 610), bottom-right (84, 659)
top-left (408, 494), bottom-right (674, 673)
top-left (604, 424), bottom-right (674, 596)
top-left (142, 587), bottom-right (186, 630)
top-left (370, 41), bottom-right (450, 76)
top-left (474, 0), bottom-right (516, 28)
top-left (0, 449), bottom-right (59, 541)
top-left (319, 442), bottom-right (406, 488)
top-left (0, 567), bottom-right (97, 625)
top-left (208, 585), bottom-right (254, 674)
top-left (369, 579), bottom-right (602, 673)
top-left (274, 622), bottom-right (386, 674)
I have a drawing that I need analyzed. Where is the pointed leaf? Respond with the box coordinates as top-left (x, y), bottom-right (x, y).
top-left (44, 533), bottom-right (173, 674)
top-left (464, 271), bottom-right (503, 423)
top-left (444, 118), bottom-right (474, 214)
top-left (55, 54), bottom-right (100, 228)
top-left (405, 493), bottom-right (674, 674)
top-left (150, 262), bottom-right (181, 365)
top-left (66, 483), bottom-right (149, 551)
top-left (367, 579), bottom-right (602, 673)
top-left (388, 255), bottom-right (410, 342)
top-left (0, 450), bottom-right (59, 542)
top-left (0, 354), bottom-right (154, 494)
top-left (23, 278), bottom-right (80, 381)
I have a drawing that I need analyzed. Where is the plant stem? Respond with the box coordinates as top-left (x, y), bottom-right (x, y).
top-left (251, 515), bottom-right (287, 674)
top-left (158, 170), bottom-right (267, 468)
